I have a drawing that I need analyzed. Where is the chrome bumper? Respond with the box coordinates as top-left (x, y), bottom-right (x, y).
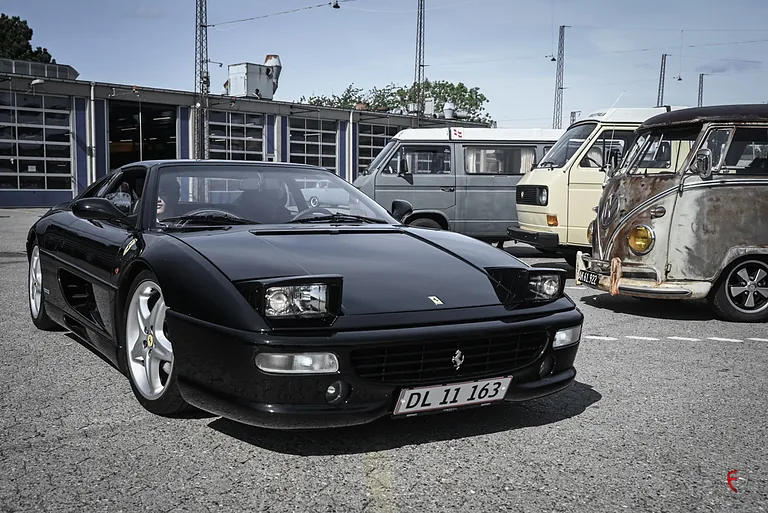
top-left (574, 251), bottom-right (712, 299)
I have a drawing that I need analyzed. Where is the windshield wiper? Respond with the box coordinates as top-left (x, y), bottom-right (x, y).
top-left (161, 213), bottom-right (260, 226)
top-left (288, 213), bottom-right (388, 224)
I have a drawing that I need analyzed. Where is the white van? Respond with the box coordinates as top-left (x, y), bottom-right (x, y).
top-left (353, 127), bottom-right (564, 245)
top-left (506, 106), bottom-right (689, 266)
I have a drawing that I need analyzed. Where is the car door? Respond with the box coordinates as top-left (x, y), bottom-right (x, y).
top-left (567, 127), bottom-right (635, 246)
top-left (456, 143), bottom-right (537, 239)
top-left (373, 143), bottom-right (457, 222)
top-left (57, 166), bottom-right (148, 333)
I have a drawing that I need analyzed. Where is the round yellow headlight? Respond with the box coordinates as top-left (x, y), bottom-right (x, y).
top-left (586, 220), bottom-right (594, 244)
top-left (627, 225), bottom-right (654, 254)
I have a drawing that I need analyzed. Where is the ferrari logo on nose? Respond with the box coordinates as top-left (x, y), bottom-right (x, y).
top-left (428, 295), bottom-right (443, 305)
top-left (452, 349), bottom-right (464, 370)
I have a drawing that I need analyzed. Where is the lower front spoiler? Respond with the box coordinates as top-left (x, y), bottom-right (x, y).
top-left (506, 222), bottom-right (559, 250)
top-left (574, 251), bottom-right (712, 299)
top-left (177, 367), bottom-right (577, 430)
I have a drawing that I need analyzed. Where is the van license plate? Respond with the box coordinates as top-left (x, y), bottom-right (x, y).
top-left (578, 270), bottom-right (600, 286)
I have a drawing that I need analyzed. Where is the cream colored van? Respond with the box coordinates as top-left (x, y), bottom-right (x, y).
top-left (506, 106), bottom-right (689, 266)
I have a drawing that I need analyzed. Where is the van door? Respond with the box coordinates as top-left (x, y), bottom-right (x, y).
top-left (456, 143), bottom-right (538, 239)
top-left (567, 127), bottom-right (636, 246)
top-left (373, 143), bottom-right (457, 224)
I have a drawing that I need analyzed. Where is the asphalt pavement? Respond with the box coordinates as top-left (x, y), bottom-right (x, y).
top-left (0, 208), bottom-right (765, 513)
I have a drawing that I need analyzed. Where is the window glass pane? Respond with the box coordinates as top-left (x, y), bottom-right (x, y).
top-left (0, 125), bottom-right (14, 139)
top-left (18, 142), bottom-right (44, 157)
top-left (46, 161), bottom-right (71, 174)
top-left (245, 127), bottom-right (262, 140)
top-left (230, 113), bottom-right (245, 125)
top-left (245, 114), bottom-right (262, 126)
top-left (210, 124), bottom-right (227, 137)
top-left (18, 110), bottom-right (44, 125)
top-left (0, 158), bottom-right (17, 173)
top-left (230, 139), bottom-right (245, 152)
top-left (46, 176), bottom-right (72, 189)
top-left (231, 152), bottom-right (246, 161)
top-left (321, 144), bottom-right (335, 156)
top-left (45, 127), bottom-right (69, 142)
top-left (0, 141), bottom-right (15, 156)
top-left (0, 109), bottom-right (14, 123)
top-left (18, 159), bottom-right (45, 173)
top-left (464, 146), bottom-right (537, 175)
top-left (209, 151), bottom-right (227, 160)
top-left (209, 111), bottom-right (227, 124)
top-left (209, 137), bottom-right (227, 151)
top-left (44, 96), bottom-right (70, 111)
top-left (17, 95), bottom-right (42, 109)
top-left (397, 146), bottom-right (452, 174)
top-left (46, 144), bottom-right (70, 159)
top-left (19, 175), bottom-right (45, 189)
top-left (245, 152), bottom-right (261, 161)
top-left (289, 117), bottom-right (306, 129)
top-left (245, 139), bottom-right (261, 152)
top-left (44, 112), bottom-right (69, 127)
top-left (0, 175), bottom-right (18, 189)
top-left (18, 126), bottom-right (43, 141)
top-left (0, 92), bottom-right (12, 107)
top-left (229, 125), bottom-right (245, 139)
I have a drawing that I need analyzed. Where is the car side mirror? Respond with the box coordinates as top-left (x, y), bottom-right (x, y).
top-left (72, 197), bottom-right (128, 221)
top-left (694, 148), bottom-right (713, 179)
top-left (390, 199), bottom-right (413, 222)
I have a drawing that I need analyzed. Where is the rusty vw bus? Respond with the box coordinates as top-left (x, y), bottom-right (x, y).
top-left (575, 104), bottom-right (768, 322)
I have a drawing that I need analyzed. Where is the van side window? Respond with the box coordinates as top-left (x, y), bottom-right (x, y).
top-left (382, 146), bottom-right (452, 175)
top-left (701, 128), bottom-right (733, 172)
top-left (719, 127), bottom-right (768, 175)
top-left (464, 146), bottom-right (537, 174)
top-left (579, 130), bottom-right (634, 169)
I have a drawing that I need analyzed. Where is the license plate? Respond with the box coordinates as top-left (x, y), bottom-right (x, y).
top-left (393, 376), bottom-right (512, 416)
top-left (578, 269), bottom-right (600, 286)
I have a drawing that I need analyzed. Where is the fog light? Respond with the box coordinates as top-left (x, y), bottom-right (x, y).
top-left (254, 352), bottom-right (339, 374)
top-left (627, 225), bottom-right (655, 255)
top-left (325, 380), bottom-right (351, 405)
top-left (547, 215), bottom-right (558, 226)
top-left (553, 325), bottom-right (582, 349)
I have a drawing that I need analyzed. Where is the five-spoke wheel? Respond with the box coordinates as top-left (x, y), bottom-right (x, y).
top-left (712, 259), bottom-right (768, 322)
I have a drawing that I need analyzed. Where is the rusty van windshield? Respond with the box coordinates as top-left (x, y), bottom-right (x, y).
top-left (616, 124), bottom-right (702, 176)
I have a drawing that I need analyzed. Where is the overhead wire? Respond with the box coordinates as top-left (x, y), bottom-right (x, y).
top-left (207, 0), bottom-right (358, 29)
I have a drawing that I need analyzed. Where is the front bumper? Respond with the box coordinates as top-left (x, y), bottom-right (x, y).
top-left (166, 307), bottom-right (583, 430)
top-left (575, 251), bottom-right (712, 299)
top-left (507, 222), bottom-right (559, 250)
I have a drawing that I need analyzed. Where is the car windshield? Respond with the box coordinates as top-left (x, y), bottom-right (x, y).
top-left (615, 125), bottom-right (701, 176)
top-left (152, 163), bottom-right (396, 227)
top-left (537, 122), bottom-right (597, 168)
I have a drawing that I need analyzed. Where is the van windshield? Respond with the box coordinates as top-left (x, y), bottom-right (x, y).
top-left (362, 140), bottom-right (398, 175)
top-left (537, 122), bottom-right (597, 168)
top-left (617, 125), bottom-right (701, 176)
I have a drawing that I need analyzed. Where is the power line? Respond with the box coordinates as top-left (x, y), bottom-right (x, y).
top-left (429, 37), bottom-right (768, 68)
top-left (207, 0), bottom-right (357, 28)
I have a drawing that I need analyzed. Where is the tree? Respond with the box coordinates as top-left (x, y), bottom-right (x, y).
top-left (0, 13), bottom-right (56, 63)
top-left (300, 79), bottom-right (492, 123)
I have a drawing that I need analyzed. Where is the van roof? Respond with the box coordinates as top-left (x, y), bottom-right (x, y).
top-left (394, 127), bottom-right (565, 142)
top-left (577, 106), bottom-right (690, 124)
top-left (640, 104), bottom-right (768, 129)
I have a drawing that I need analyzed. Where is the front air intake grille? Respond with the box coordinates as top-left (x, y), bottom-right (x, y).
top-left (350, 331), bottom-right (549, 386)
top-left (516, 185), bottom-right (541, 206)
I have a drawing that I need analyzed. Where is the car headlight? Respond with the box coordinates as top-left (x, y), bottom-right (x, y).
top-left (255, 353), bottom-right (339, 374)
top-left (587, 220), bottom-right (594, 244)
top-left (538, 187), bottom-right (548, 206)
top-left (627, 225), bottom-right (655, 255)
top-left (553, 325), bottom-right (582, 349)
top-left (526, 270), bottom-right (566, 302)
top-left (265, 284), bottom-right (328, 317)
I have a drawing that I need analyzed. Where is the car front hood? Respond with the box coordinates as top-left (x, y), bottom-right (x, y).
top-left (171, 226), bottom-right (523, 315)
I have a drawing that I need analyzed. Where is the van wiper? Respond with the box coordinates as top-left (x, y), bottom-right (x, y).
top-left (288, 213), bottom-right (388, 224)
top-left (161, 213), bottom-right (260, 225)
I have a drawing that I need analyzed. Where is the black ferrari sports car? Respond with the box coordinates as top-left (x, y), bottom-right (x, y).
top-left (27, 159), bottom-right (583, 429)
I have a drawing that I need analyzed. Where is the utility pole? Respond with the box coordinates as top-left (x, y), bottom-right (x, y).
top-left (656, 53), bottom-right (669, 108)
top-left (552, 25), bottom-right (567, 129)
top-left (194, 0), bottom-right (210, 159)
top-left (698, 73), bottom-right (707, 107)
top-left (413, 0), bottom-right (426, 126)
top-left (570, 110), bottom-right (581, 126)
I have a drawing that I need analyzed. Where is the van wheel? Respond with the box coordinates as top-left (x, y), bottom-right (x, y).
top-left (408, 218), bottom-right (442, 230)
top-left (710, 258), bottom-right (768, 322)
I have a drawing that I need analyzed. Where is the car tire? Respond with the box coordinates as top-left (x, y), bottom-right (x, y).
top-left (710, 258), bottom-right (768, 322)
top-left (408, 218), bottom-right (442, 229)
top-left (28, 243), bottom-right (59, 331)
top-left (123, 270), bottom-right (190, 416)
top-left (309, 196), bottom-right (319, 208)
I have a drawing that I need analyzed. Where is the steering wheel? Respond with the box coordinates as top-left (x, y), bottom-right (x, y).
top-left (291, 206), bottom-right (333, 221)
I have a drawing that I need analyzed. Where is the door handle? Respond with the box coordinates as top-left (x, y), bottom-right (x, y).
top-left (441, 187), bottom-right (455, 192)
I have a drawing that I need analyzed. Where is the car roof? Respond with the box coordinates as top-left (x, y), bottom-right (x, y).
top-left (126, 159), bottom-right (336, 173)
top-left (639, 104), bottom-right (768, 130)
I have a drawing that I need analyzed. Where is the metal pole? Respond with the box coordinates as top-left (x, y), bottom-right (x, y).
top-left (656, 53), bottom-right (668, 107)
top-left (698, 73), bottom-right (706, 107)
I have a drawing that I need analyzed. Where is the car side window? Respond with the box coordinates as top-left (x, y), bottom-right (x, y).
top-left (719, 127), bottom-right (768, 175)
top-left (382, 145), bottom-right (452, 175)
top-left (98, 167), bottom-right (148, 220)
top-left (464, 145), bottom-right (537, 175)
top-left (579, 130), bottom-right (634, 169)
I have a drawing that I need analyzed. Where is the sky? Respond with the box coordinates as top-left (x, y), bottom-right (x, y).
top-left (4, 0), bottom-right (768, 128)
